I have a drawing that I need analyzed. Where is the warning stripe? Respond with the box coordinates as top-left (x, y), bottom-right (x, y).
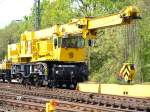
top-left (123, 65), bottom-right (130, 77)
top-left (119, 64), bottom-right (130, 81)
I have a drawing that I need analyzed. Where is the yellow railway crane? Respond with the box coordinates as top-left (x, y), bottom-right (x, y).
top-left (0, 6), bottom-right (140, 88)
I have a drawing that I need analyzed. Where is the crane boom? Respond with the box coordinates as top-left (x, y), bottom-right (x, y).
top-left (87, 6), bottom-right (140, 30)
top-left (88, 13), bottom-right (130, 30)
top-left (22, 6), bottom-right (140, 40)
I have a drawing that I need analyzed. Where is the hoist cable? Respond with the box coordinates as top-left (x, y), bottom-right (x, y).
top-left (124, 24), bottom-right (129, 62)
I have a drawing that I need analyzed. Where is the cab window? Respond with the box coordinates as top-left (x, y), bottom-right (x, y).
top-left (62, 36), bottom-right (84, 48)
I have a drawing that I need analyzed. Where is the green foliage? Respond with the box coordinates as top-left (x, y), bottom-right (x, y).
top-left (41, 0), bottom-right (74, 28)
top-left (0, 0), bottom-right (149, 83)
top-left (136, 0), bottom-right (150, 82)
top-left (0, 21), bottom-right (21, 59)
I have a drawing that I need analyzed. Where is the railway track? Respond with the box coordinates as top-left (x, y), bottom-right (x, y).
top-left (0, 82), bottom-right (149, 112)
top-left (0, 91), bottom-right (131, 112)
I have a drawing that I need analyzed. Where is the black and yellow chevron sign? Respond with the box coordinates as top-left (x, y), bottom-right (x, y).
top-left (119, 63), bottom-right (135, 83)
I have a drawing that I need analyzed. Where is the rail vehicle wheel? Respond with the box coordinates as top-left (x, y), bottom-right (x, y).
top-left (68, 82), bottom-right (77, 89)
top-left (48, 80), bottom-right (56, 88)
top-left (48, 81), bottom-right (52, 88)
top-left (35, 81), bottom-right (39, 87)
top-left (60, 83), bottom-right (66, 89)
top-left (66, 82), bottom-right (71, 89)
top-left (57, 81), bottom-right (63, 88)
top-left (34, 78), bottom-right (43, 87)
top-left (18, 77), bottom-right (23, 84)
top-left (7, 78), bottom-right (11, 83)
top-left (21, 78), bottom-right (25, 85)
top-left (38, 81), bottom-right (43, 87)
top-left (2, 75), bottom-right (5, 82)
top-left (22, 78), bottom-right (27, 85)
top-left (70, 82), bottom-right (77, 89)
top-left (79, 64), bottom-right (89, 81)
top-left (2, 78), bottom-right (5, 83)
top-left (29, 77), bottom-right (36, 86)
top-left (28, 74), bottom-right (37, 86)
top-left (52, 80), bottom-right (56, 88)
top-left (21, 74), bottom-right (35, 85)
top-left (17, 74), bottom-right (24, 84)
top-left (21, 78), bottom-right (30, 86)
top-left (32, 74), bottom-right (43, 87)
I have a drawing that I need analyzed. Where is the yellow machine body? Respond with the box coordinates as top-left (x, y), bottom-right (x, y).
top-left (8, 43), bottom-right (20, 63)
top-left (0, 59), bottom-right (12, 82)
top-left (8, 30), bottom-right (87, 63)
top-left (8, 6), bottom-right (140, 65)
top-left (0, 60), bottom-right (12, 70)
top-left (0, 6), bottom-right (141, 87)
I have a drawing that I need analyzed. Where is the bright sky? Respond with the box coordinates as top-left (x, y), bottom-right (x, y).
top-left (0, 0), bottom-right (34, 28)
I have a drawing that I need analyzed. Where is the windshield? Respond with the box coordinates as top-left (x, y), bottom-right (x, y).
top-left (62, 36), bottom-right (84, 48)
